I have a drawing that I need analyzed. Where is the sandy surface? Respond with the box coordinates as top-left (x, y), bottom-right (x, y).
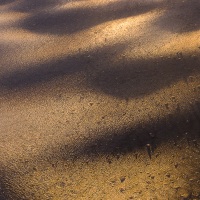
top-left (0, 0), bottom-right (200, 199)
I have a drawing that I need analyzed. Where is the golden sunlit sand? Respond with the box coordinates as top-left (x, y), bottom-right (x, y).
top-left (0, 0), bottom-right (200, 199)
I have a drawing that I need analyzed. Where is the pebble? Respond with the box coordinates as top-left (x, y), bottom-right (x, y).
top-left (174, 163), bottom-right (179, 168)
top-left (70, 190), bottom-right (77, 194)
top-left (155, 153), bottom-right (160, 157)
top-left (120, 176), bottom-right (126, 183)
top-left (173, 185), bottom-right (180, 189)
top-left (146, 181), bottom-right (151, 184)
top-left (88, 102), bottom-right (94, 106)
top-left (165, 103), bottom-right (169, 109)
top-left (146, 144), bottom-right (152, 159)
top-left (146, 143), bottom-right (151, 148)
top-left (171, 96), bottom-right (176, 100)
top-left (149, 132), bottom-right (156, 138)
top-left (188, 76), bottom-right (195, 82)
top-left (120, 188), bottom-right (125, 193)
top-left (192, 140), bottom-right (198, 146)
top-left (107, 159), bottom-right (112, 164)
top-left (116, 154), bottom-right (120, 160)
top-left (33, 167), bottom-right (37, 171)
top-left (58, 182), bottom-right (65, 188)
top-left (180, 191), bottom-right (190, 198)
top-left (110, 179), bottom-right (116, 184)
top-left (192, 191), bottom-right (200, 197)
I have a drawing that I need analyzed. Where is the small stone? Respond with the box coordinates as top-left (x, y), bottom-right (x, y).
top-left (149, 132), bottom-right (156, 138)
top-left (193, 140), bottom-right (198, 146)
top-left (146, 143), bottom-right (152, 159)
top-left (171, 96), bottom-right (176, 100)
top-left (165, 103), bottom-right (169, 109)
top-left (116, 154), bottom-right (120, 160)
top-left (177, 52), bottom-right (183, 57)
top-left (166, 173), bottom-right (171, 178)
top-left (180, 192), bottom-right (190, 198)
top-left (155, 153), bottom-right (159, 158)
top-left (107, 158), bottom-right (112, 164)
top-left (24, 159), bottom-right (29, 164)
top-left (120, 176), bottom-right (126, 183)
top-left (33, 167), bottom-right (37, 171)
top-left (188, 76), bottom-right (195, 82)
top-left (174, 163), bottom-right (179, 168)
top-left (70, 190), bottom-right (77, 194)
top-left (120, 188), bottom-right (125, 193)
top-left (192, 54), bottom-right (197, 59)
top-left (192, 191), bottom-right (200, 197)
top-left (110, 179), bottom-right (116, 184)
top-left (146, 181), bottom-right (151, 184)
top-left (58, 182), bottom-right (66, 188)
top-left (173, 185), bottom-right (180, 189)
top-left (146, 143), bottom-right (151, 147)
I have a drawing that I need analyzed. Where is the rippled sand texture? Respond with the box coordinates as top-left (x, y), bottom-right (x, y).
top-left (0, 0), bottom-right (200, 199)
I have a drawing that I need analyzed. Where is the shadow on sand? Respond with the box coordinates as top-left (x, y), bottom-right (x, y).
top-left (11, 0), bottom-right (199, 35)
top-left (0, 100), bottom-right (200, 199)
top-left (0, 43), bottom-right (199, 99)
top-left (0, 0), bottom-right (15, 6)
top-left (19, 0), bottom-right (161, 34)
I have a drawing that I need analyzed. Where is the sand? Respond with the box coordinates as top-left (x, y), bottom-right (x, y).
top-left (0, 0), bottom-right (200, 199)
